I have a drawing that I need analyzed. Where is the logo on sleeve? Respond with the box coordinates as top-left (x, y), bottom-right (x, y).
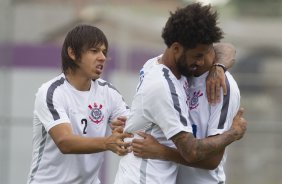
top-left (189, 90), bottom-right (203, 110)
top-left (88, 103), bottom-right (104, 124)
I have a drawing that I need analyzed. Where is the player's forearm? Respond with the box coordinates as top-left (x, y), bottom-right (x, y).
top-left (213, 43), bottom-right (236, 69)
top-left (190, 130), bottom-right (236, 162)
top-left (156, 144), bottom-right (187, 164)
top-left (173, 131), bottom-right (237, 164)
top-left (158, 145), bottom-right (223, 170)
top-left (56, 135), bottom-right (107, 154)
top-left (187, 150), bottom-right (224, 170)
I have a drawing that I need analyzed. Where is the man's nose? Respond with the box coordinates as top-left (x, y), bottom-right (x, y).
top-left (98, 51), bottom-right (106, 61)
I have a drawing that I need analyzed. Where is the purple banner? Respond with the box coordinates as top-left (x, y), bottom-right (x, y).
top-left (0, 44), bottom-right (159, 72)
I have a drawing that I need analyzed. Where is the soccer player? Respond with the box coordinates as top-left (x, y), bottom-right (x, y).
top-left (132, 47), bottom-right (240, 184)
top-left (114, 3), bottom-right (246, 184)
top-left (27, 25), bottom-right (132, 184)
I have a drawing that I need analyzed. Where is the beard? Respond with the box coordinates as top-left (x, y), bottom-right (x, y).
top-left (176, 53), bottom-right (192, 78)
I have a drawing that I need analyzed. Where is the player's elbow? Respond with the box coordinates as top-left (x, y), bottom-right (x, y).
top-left (56, 138), bottom-right (73, 154)
top-left (182, 150), bottom-right (199, 164)
top-left (58, 144), bottom-right (72, 154)
top-left (208, 158), bottom-right (221, 170)
top-left (205, 163), bottom-right (219, 170)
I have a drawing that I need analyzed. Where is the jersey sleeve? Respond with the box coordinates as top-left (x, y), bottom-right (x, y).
top-left (207, 75), bottom-right (240, 136)
top-left (143, 79), bottom-right (192, 140)
top-left (108, 86), bottom-right (130, 122)
top-left (34, 87), bottom-right (70, 132)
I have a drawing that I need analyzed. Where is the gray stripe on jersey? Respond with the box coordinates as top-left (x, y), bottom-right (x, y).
top-left (140, 159), bottom-right (148, 184)
top-left (98, 80), bottom-right (120, 93)
top-left (218, 75), bottom-right (230, 129)
top-left (140, 124), bottom-right (154, 184)
top-left (162, 68), bottom-right (187, 126)
top-left (29, 126), bottom-right (47, 183)
top-left (98, 80), bottom-right (130, 109)
top-left (46, 77), bottom-right (65, 120)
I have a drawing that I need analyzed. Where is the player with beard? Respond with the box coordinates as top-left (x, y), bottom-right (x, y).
top-left (114, 3), bottom-right (247, 184)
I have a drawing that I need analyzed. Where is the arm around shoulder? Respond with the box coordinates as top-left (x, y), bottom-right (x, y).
top-left (213, 42), bottom-right (236, 69)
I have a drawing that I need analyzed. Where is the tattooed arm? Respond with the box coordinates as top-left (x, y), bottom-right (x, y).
top-left (132, 132), bottom-right (223, 169)
top-left (133, 108), bottom-right (246, 167)
top-left (161, 137), bottom-right (224, 170)
top-left (171, 131), bottom-right (229, 164)
top-left (171, 108), bottom-right (246, 164)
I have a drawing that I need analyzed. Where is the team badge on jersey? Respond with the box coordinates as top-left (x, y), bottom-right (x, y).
top-left (189, 90), bottom-right (203, 110)
top-left (88, 103), bottom-right (104, 124)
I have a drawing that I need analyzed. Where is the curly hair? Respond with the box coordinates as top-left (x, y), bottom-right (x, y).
top-left (162, 3), bottom-right (223, 49)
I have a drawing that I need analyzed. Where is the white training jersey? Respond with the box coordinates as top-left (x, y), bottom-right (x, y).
top-left (114, 55), bottom-right (192, 184)
top-left (177, 71), bottom-right (240, 184)
top-left (27, 73), bottom-right (129, 184)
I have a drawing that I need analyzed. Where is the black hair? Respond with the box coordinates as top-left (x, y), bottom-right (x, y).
top-left (61, 24), bottom-right (108, 73)
top-left (162, 3), bottom-right (223, 49)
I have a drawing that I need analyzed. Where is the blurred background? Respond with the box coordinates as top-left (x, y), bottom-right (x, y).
top-left (0, 0), bottom-right (282, 183)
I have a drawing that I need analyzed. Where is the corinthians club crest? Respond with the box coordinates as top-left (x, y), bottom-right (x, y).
top-left (88, 103), bottom-right (104, 124)
top-left (189, 90), bottom-right (203, 110)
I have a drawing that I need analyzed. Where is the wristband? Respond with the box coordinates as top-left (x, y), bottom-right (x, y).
top-left (213, 63), bottom-right (227, 72)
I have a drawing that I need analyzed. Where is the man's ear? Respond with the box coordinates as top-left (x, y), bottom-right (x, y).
top-left (67, 47), bottom-right (76, 61)
top-left (171, 42), bottom-right (184, 58)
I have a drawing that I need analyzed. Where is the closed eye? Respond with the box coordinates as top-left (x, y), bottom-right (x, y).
top-left (89, 48), bottom-right (98, 53)
top-left (194, 55), bottom-right (203, 60)
top-left (89, 48), bottom-right (107, 57)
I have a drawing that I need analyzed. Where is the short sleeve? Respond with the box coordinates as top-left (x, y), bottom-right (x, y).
top-left (143, 78), bottom-right (192, 139)
top-left (207, 75), bottom-right (240, 136)
top-left (108, 86), bottom-right (130, 122)
top-left (34, 87), bottom-right (70, 132)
